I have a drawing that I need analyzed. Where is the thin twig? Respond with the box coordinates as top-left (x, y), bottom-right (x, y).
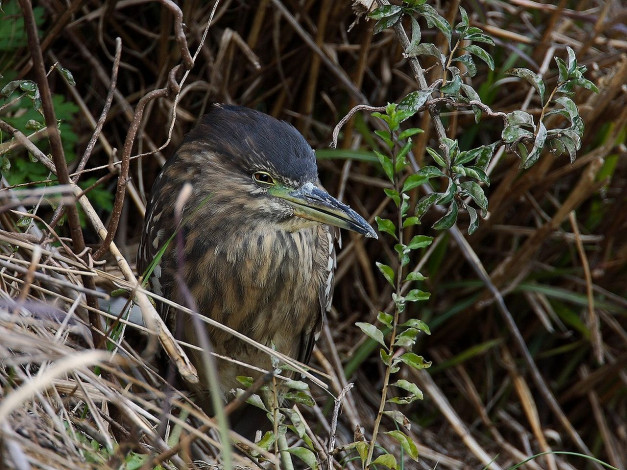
top-left (569, 210), bottom-right (603, 364)
top-left (92, 66), bottom-right (182, 260)
top-left (331, 105), bottom-right (386, 148)
top-left (16, 0), bottom-right (101, 344)
top-left (74, 38), bottom-right (122, 179)
top-left (328, 382), bottom-right (354, 470)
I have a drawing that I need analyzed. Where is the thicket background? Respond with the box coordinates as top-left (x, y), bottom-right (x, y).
top-left (0, 1), bottom-right (625, 469)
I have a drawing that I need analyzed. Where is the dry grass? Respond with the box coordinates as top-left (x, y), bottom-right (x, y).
top-left (1, 1), bottom-right (626, 469)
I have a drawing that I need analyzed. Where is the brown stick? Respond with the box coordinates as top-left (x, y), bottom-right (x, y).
top-left (92, 66), bottom-right (182, 260)
top-left (18, 0), bottom-right (102, 346)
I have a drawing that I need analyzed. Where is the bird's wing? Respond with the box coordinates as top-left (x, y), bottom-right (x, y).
top-left (137, 170), bottom-right (177, 327)
top-left (298, 225), bottom-right (338, 365)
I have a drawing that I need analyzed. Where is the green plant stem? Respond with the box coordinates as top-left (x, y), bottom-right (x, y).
top-left (376, 0), bottom-right (450, 165)
top-left (365, 137), bottom-right (405, 469)
top-left (537, 84), bottom-right (560, 131)
top-left (443, 39), bottom-right (462, 83)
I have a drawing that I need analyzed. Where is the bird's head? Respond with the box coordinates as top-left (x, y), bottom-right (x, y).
top-left (170, 104), bottom-right (377, 239)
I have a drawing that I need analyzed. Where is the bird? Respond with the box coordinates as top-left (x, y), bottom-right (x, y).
top-left (137, 104), bottom-right (376, 434)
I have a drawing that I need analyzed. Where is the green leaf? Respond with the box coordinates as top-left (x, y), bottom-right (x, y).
top-left (402, 173), bottom-right (428, 193)
top-left (405, 43), bottom-right (445, 66)
top-left (406, 289), bottom-right (430, 302)
top-left (54, 63), bottom-right (76, 86)
top-left (391, 379), bottom-right (424, 401)
top-left (434, 178), bottom-right (456, 205)
top-left (256, 431), bottom-right (276, 450)
top-left (441, 73), bottom-right (462, 96)
top-left (426, 147), bottom-right (447, 167)
top-left (419, 4), bottom-right (451, 45)
top-left (284, 390), bottom-right (316, 407)
top-left (394, 328), bottom-right (420, 347)
top-left (381, 348), bottom-right (400, 372)
top-left (555, 56), bottom-right (569, 83)
top-left (507, 68), bottom-right (546, 103)
top-left (454, 143), bottom-right (496, 167)
top-left (287, 447), bottom-right (318, 469)
top-left (460, 83), bottom-right (483, 121)
top-left (465, 44), bottom-right (494, 70)
top-left (395, 243), bottom-right (411, 267)
top-left (566, 46), bottom-right (577, 75)
top-left (452, 53), bottom-right (477, 77)
top-left (572, 77), bottom-right (598, 93)
top-left (506, 110), bottom-right (535, 127)
top-left (398, 89), bottom-right (433, 121)
top-left (374, 129), bottom-right (393, 148)
top-left (407, 234), bottom-right (432, 250)
top-left (474, 143), bottom-right (498, 171)
top-left (245, 392), bottom-right (269, 411)
top-left (236, 376), bottom-right (254, 387)
top-left (352, 441), bottom-right (369, 463)
top-left (405, 271), bottom-right (427, 282)
top-left (284, 408), bottom-right (306, 438)
top-left (415, 192), bottom-right (439, 219)
top-left (392, 292), bottom-right (406, 313)
top-left (375, 217), bottom-right (397, 239)
top-left (460, 181), bottom-right (488, 210)
top-left (357, 442), bottom-right (371, 465)
top-left (547, 137), bottom-right (566, 156)
top-left (453, 165), bottom-right (490, 185)
top-left (432, 201), bottom-right (458, 230)
top-left (399, 127), bottom-right (423, 140)
top-left (502, 125), bottom-right (534, 144)
top-left (458, 6), bottom-right (469, 28)
top-left (401, 193), bottom-right (410, 217)
top-left (377, 311), bottom-right (394, 328)
top-left (442, 137), bottom-right (458, 160)
top-left (25, 119), bottom-right (44, 131)
top-left (403, 216), bottom-right (421, 228)
top-left (522, 122), bottom-right (547, 169)
top-left (465, 31), bottom-right (495, 45)
top-left (1, 80), bottom-right (28, 98)
top-left (374, 12), bottom-right (403, 34)
top-left (376, 261), bottom-right (396, 287)
top-left (398, 352), bottom-right (431, 371)
top-left (372, 454), bottom-right (398, 469)
top-left (382, 410), bottom-right (411, 428)
top-left (283, 379), bottom-right (310, 391)
top-left (369, 5), bottom-right (402, 20)
top-left (375, 150), bottom-right (395, 182)
top-left (396, 140), bottom-right (413, 172)
top-left (400, 318), bottom-right (430, 334)
top-left (467, 205), bottom-right (479, 235)
top-left (385, 430), bottom-right (419, 460)
top-left (417, 165), bottom-right (446, 179)
top-left (554, 96), bottom-right (578, 122)
top-left (19, 80), bottom-right (37, 93)
top-left (553, 135), bottom-right (578, 163)
top-left (559, 127), bottom-right (582, 149)
top-left (408, 15), bottom-right (421, 49)
top-left (384, 188), bottom-right (401, 207)
top-left (454, 150), bottom-right (475, 166)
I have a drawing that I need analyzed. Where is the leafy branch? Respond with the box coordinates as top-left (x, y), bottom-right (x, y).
top-left (355, 101), bottom-right (432, 469)
top-left (337, 2), bottom-right (600, 468)
top-left (368, 1), bottom-right (597, 235)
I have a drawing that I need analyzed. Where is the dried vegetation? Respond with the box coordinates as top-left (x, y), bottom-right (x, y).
top-left (0, 0), bottom-right (626, 469)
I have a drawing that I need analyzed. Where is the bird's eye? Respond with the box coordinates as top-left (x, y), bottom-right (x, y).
top-left (252, 171), bottom-right (275, 186)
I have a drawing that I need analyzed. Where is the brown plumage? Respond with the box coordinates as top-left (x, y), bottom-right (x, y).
top-left (138, 104), bottom-right (376, 431)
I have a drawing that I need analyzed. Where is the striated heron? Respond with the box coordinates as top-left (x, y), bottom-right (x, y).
top-left (138, 104), bottom-right (376, 432)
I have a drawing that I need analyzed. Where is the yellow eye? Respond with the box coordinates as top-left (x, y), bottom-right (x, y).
top-left (252, 171), bottom-right (275, 186)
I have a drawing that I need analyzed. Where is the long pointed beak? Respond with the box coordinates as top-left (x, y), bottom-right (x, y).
top-left (269, 182), bottom-right (377, 238)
